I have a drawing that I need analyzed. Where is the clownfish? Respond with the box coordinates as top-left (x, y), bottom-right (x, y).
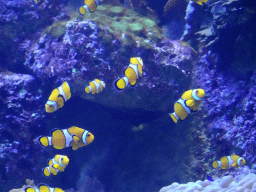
top-left (85, 79), bottom-right (106, 94)
top-left (212, 154), bottom-right (246, 169)
top-left (45, 81), bottom-right (71, 113)
top-left (169, 88), bottom-right (205, 123)
top-left (43, 155), bottom-right (69, 177)
top-left (78, 0), bottom-right (103, 15)
top-left (42, 165), bottom-right (59, 177)
top-left (37, 126), bottom-right (94, 150)
top-left (115, 57), bottom-right (143, 90)
top-left (192, 0), bottom-right (208, 6)
top-left (25, 184), bottom-right (64, 192)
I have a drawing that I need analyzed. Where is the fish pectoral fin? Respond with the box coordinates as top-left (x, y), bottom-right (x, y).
top-left (231, 163), bottom-right (237, 168)
top-left (53, 164), bottom-right (60, 169)
top-left (72, 135), bottom-right (80, 143)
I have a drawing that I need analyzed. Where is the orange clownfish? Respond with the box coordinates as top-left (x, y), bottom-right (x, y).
top-left (78, 0), bottom-right (103, 15)
top-left (115, 57), bottom-right (143, 90)
top-left (42, 155), bottom-right (69, 177)
top-left (45, 81), bottom-right (71, 113)
top-left (85, 79), bottom-right (105, 94)
top-left (25, 184), bottom-right (64, 192)
top-left (37, 126), bottom-right (94, 150)
top-left (169, 88), bottom-right (205, 123)
top-left (212, 154), bottom-right (246, 169)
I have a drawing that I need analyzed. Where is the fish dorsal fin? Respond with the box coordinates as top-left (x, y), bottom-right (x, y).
top-left (52, 129), bottom-right (64, 139)
top-left (192, 0), bottom-right (208, 6)
top-left (48, 88), bottom-right (59, 101)
top-left (24, 187), bottom-right (37, 192)
top-left (231, 154), bottom-right (239, 160)
top-left (220, 156), bottom-right (228, 162)
top-left (38, 184), bottom-right (50, 192)
top-left (51, 128), bottom-right (60, 136)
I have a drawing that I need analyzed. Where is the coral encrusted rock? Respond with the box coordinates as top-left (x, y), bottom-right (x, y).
top-left (24, 19), bottom-right (195, 112)
top-left (160, 173), bottom-right (256, 192)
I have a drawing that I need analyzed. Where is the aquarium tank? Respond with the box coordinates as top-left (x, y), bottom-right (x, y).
top-left (1, 0), bottom-right (256, 191)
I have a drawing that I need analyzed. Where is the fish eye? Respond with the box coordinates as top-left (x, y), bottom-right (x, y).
top-left (86, 133), bottom-right (90, 137)
top-left (50, 105), bottom-right (53, 108)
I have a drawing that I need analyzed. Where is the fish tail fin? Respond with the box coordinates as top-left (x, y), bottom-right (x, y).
top-left (42, 167), bottom-right (51, 177)
top-left (115, 76), bottom-right (129, 90)
top-left (169, 112), bottom-right (178, 123)
top-left (78, 6), bottom-right (87, 15)
top-left (212, 161), bottom-right (219, 168)
top-left (37, 136), bottom-right (50, 148)
top-left (85, 86), bottom-right (92, 93)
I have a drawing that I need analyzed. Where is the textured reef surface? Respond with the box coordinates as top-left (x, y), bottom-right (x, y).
top-left (160, 171), bottom-right (256, 192)
top-left (0, 0), bottom-right (256, 191)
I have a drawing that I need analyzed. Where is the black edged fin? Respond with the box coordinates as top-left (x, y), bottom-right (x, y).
top-left (50, 128), bottom-right (60, 136)
top-left (77, 7), bottom-right (85, 16)
top-left (37, 183), bottom-right (50, 188)
top-left (24, 187), bottom-right (36, 192)
top-left (36, 136), bottom-right (46, 148)
top-left (130, 82), bottom-right (136, 87)
top-left (122, 67), bottom-right (128, 75)
top-left (42, 167), bottom-right (48, 177)
top-left (114, 79), bottom-right (123, 91)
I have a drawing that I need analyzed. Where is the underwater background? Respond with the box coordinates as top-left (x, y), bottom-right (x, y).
top-left (1, 0), bottom-right (256, 191)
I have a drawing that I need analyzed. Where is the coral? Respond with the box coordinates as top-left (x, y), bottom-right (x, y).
top-left (80, 4), bottom-right (163, 45)
top-left (159, 173), bottom-right (256, 192)
top-left (180, 1), bottom-right (205, 42)
top-left (163, 0), bottom-right (186, 18)
top-left (0, 72), bottom-right (46, 191)
top-left (9, 179), bottom-right (36, 192)
top-left (162, 0), bottom-right (187, 40)
top-left (142, 18), bottom-right (156, 28)
top-left (109, 6), bottom-right (125, 16)
top-left (176, 0), bottom-right (256, 181)
top-left (0, 0), bottom-right (69, 71)
top-left (23, 14), bottom-right (195, 112)
top-left (128, 22), bottom-right (144, 33)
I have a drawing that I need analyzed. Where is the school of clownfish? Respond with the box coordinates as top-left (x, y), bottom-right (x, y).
top-left (25, 1), bottom-right (244, 191)
top-left (24, 56), bottom-right (246, 191)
